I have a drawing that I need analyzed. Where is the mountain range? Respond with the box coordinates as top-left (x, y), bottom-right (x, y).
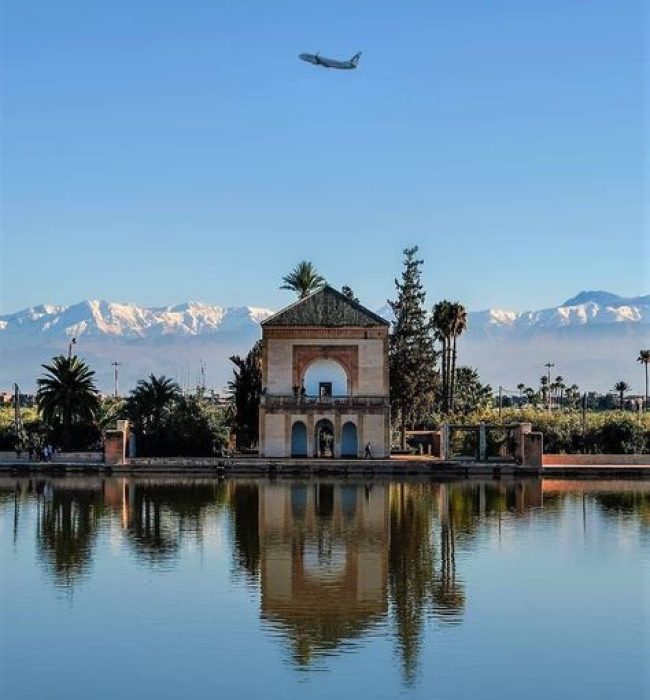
top-left (1, 291), bottom-right (647, 394)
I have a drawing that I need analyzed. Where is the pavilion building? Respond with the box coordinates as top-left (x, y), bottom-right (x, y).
top-left (259, 286), bottom-right (391, 459)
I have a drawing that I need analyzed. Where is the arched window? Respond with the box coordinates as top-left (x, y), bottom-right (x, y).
top-left (303, 359), bottom-right (348, 396)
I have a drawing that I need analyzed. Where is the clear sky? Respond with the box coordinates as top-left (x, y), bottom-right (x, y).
top-left (2, 0), bottom-right (646, 314)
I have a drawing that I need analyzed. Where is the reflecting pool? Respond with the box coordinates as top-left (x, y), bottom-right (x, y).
top-left (1, 476), bottom-right (648, 699)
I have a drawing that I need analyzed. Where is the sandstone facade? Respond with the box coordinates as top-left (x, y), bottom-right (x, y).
top-left (259, 287), bottom-right (391, 459)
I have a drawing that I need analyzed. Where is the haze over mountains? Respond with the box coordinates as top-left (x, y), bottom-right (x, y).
top-left (1, 291), bottom-right (647, 394)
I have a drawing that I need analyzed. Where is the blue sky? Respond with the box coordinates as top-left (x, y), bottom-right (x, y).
top-left (2, 0), bottom-right (646, 314)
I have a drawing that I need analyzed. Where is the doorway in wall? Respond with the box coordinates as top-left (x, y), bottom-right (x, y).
top-left (314, 419), bottom-right (335, 458)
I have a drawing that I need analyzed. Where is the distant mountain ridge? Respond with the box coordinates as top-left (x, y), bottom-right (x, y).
top-left (0, 300), bottom-right (274, 338)
top-left (376, 290), bottom-right (649, 329)
top-left (0, 290), bottom-right (647, 393)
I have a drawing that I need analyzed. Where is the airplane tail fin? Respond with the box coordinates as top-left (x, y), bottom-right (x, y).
top-left (351, 51), bottom-right (362, 66)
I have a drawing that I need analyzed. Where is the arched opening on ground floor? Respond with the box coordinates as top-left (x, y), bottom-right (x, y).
top-left (314, 419), bottom-right (335, 458)
top-left (341, 421), bottom-right (358, 458)
top-left (291, 421), bottom-right (308, 458)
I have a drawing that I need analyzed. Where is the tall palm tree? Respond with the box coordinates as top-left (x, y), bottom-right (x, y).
top-left (36, 355), bottom-right (100, 450)
top-left (638, 350), bottom-right (650, 411)
top-left (128, 374), bottom-right (180, 436)
top-left (431, 301), bottom-right (454, 413)
top-left (613, 381), bottom-right (630, 410)
top-left (539, 376), bottom-right (549, 407)
top-left (448, 303), bottom-right (468, 412)
top-left (568, 383), bottom-right (580, 409)
top-left (553, 375), bottom-right (565, 408)
top-left (280, 261), bottom-right (326, 299)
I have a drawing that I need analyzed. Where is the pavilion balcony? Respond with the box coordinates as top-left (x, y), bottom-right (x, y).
top-left (261, 394), bottom-right (389, 408)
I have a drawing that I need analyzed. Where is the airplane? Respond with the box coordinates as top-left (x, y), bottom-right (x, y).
top-left (298, 51), bottom-right (361, 70)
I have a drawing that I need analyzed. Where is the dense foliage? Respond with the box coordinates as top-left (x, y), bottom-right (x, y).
top-left (228, 340), bottom-right (262, 449)
top-left (448, 408), bottom-right (650, 455)
top-left (126, 375), bottom-right (229, 456)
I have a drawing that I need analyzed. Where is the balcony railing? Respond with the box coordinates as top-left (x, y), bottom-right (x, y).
top-left (261, 394), bottom-right (389, 408)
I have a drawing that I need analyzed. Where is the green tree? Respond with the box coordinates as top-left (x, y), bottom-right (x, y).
top-left (388, 247), bottom-right (437, 448)
top-left (229, 340), bottom-right (263, 449)
top-left (280, 261), bottom-right (326, 298)
top-left (539, 375), bottom-right (549, 407)
top-left (638, 350), bottom-right (650, 411)
top-left (161, 396), bottom-right (229, 456)
top-left (432, 301), bottom-right (467, 413)
top-left (614, 381), bottom-right (630, 410)
top-left (36, 355), bottom-right (100, 450)
top-left (431, 301), bottom-right (453, 413)
top-left (454, 367), bottom-right (493, 414)
top-left (127, 374), bottom-right (180, 454)
top-left (448, 303), bottom-right (468, 412)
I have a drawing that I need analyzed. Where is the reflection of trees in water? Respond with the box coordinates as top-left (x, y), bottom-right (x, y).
top-left (389, 484), bottom-right (437, 684)
top-left (388, 483), bottom-right (469, 684)
top-left (228, 483), bottom-right (260, 580)
top-left (36, 484), bottom-right (105, 588)
top-left (591, 491), bottom-right (650, 524)
top-left (125, 480), bottom-right (227, 563)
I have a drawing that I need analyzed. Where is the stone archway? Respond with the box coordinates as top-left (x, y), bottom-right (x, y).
top-left (314, 419), bottom-right (335, 458)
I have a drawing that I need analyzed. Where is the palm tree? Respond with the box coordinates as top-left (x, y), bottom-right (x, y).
top-left (539, 375), bottom-right (549, 406)
top-left (280, 261), bottom-right (326, 299)
top-left (554, 375), bottom-right (565, 408)
top-left (613, 381), bottom-right (630, 410)
top-left (431, 301), bottom-right (467, 413)
top-left (448, 303), bottom-right (467, 412)
top-left (431, 301), bottom-right (454, 413)
top-left (36, 355), bottom-right (100, 450)
top-left (638, 350), bottom-right (650, 411)
top-left (128, 374), bottom-right (180, 438)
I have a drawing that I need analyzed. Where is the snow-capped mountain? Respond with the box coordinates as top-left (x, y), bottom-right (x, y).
top-left (0, 301), bottom-right (274, 393)
top-left (1, 291), bottom-right (647, 393)
top-left (376, 291), bottom-right (649, 330)
top-left (0, 300), bottom-right (273, 339)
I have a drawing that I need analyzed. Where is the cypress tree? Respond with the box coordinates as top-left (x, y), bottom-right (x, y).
top-left (388, 247), bottom-right (438, 449)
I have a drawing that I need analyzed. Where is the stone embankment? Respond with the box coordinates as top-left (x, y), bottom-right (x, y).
top-left (1, 454), bottom-right (649, 477)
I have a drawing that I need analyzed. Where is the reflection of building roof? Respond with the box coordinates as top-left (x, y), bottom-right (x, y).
top-left (262, 286), bottom-right (389, 328)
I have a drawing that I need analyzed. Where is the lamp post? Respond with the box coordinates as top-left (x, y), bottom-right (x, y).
top-left (111, 361), bottom-right (121, 398)
top-left (544, 362), bottom-right (554, 409)
top-left (68, 337), bottom-right (77, 359)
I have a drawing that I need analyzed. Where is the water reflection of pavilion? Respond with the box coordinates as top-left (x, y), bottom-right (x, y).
top-left (258, 481), bottom-right (389, 664)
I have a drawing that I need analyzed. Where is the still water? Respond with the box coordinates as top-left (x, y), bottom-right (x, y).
top-left (1, 475), bottom-right (648, 699)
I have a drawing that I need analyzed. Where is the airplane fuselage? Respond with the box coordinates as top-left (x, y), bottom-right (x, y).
top-left (299, 53), bottom-right (360, 70)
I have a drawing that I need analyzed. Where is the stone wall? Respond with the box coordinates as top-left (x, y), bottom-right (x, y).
top-left (543, 454), bottom-right (650, 466)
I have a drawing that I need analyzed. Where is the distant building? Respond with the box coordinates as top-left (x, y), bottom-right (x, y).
top-left (259, 286), bottom-right (391, 458)
top-left (0, 391), bottom-right (35, 408)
